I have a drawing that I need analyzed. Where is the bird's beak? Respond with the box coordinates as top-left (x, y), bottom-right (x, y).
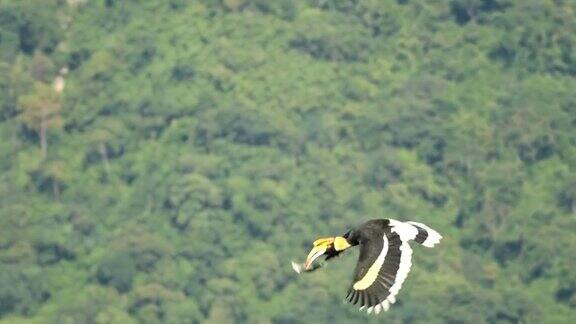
top-left (305, 237), bottom-right (334, 270)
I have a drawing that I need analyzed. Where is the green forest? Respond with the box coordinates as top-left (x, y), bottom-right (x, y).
top-left (1, 0), bottom-right (575, 323)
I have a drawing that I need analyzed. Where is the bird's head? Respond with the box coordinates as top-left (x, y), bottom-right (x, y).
top-left (304, 236), bottom-right (352, 270)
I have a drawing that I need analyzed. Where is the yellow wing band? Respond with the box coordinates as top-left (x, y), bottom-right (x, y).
top-left (353, 234), bottom-right (389, 290)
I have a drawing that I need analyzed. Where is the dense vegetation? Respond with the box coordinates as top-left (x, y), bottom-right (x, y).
top-left (1, 0), bottom-right (575, 323)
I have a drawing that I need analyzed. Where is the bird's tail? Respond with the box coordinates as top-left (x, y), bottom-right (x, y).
top-left (406, 221), bottom-right (442, 248)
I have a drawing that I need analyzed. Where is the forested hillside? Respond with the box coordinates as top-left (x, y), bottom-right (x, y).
top-left (1, 0), bottom-right (575, 323)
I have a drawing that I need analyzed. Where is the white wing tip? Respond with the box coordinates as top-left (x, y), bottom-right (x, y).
top-left (383, 301), bottom-right (390, 311)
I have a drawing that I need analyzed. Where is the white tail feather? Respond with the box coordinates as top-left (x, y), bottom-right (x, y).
top-left (407, 221), bottom-right (442, 247)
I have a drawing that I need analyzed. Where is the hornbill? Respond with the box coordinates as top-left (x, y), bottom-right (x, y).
top-left (292, 219), bottom-right (442, 314)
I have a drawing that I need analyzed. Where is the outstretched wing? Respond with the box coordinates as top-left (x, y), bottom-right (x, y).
top-left (345, 227), bottom-right (413, 315)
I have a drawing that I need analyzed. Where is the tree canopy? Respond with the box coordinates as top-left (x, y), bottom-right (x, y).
top-left (1, 0), bottom-right (575, 323)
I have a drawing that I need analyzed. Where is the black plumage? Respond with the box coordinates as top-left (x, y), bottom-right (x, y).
top-left (294, 218), bottom-right (442, 314)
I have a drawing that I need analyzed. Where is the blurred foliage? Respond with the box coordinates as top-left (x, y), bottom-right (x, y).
top-left (1, 0), bottom-right (575, 323)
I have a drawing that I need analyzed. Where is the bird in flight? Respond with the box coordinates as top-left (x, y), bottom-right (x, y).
top-left (292, 219), bottom-right (442, 315)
